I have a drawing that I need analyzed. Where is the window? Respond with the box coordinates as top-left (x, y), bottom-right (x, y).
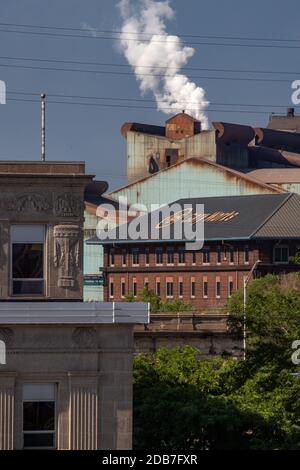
top-left (229, 247), bottom-right (234, 264)
top-left (122, 250), bottom-right (127, 266)
top-left (145, 248), bottom-right (150, 266)
top-left (156, 248), bottom-right (163, 265)
top-left (133, 278), bottom-right (137, 297)
top-left (203, 248), bottom-right (210, 264)
top-left (217, 246), bottom-right (222, 264)
top-left (274, 245), bottom-right (289, 264)
top-left (166, 278), bottom-right (174, 298)
top-left (192, 251), bottom-right (197, 265)
top-left (11, 225), bottom-right (44, 296)
top-left (23, 384), bottom-right (56, 449)
top-left (156, 278), bottom-right (161, 296)
top-left (191, 278), bottom-right (196, 298)
top-left (216, 277), bottom-right (221, 298)
top-left (109, 279), bottom-right (114, 298)
top-left (167, 248), bottom-right (174, 265)
top-left (132, 248), bottom-right (139, 266)
top-left (228, 277), bottom-right (234, 298)
top-left (121, 279), bottom-right (126, 298)
top-left (203, 277), bottom-right (208, 298)
top-left (244, 245), bottom-right (249, 264)
top-left (178, 278), bottom-right (183, 298)
top-left (178, 248), bottom-right (185, 264)
top-left (144, 278), bottom-right (149, 290)
top-left (109, 248), bottom-right (115, 266)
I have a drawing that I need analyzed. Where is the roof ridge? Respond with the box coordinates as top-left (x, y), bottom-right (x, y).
top-left (250, 193), bottom-right (293, 239)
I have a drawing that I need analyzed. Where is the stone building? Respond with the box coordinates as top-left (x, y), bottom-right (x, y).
top-left (0, 161), bottom-right (148, 450)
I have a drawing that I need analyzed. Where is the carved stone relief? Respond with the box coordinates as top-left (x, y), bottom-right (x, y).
top-left (55, 194), bottom-right (82, 217)
top-left (53, 225), bottom-right (81, 288)
top-left (0, 193), bottom-right (50, 212)
top-left (0, 328), bottom-right (14, 347)
top-left (72, 327), bottom-right (97, 348)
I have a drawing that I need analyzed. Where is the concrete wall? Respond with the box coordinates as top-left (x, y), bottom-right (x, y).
top-left (0, 324), bottom-right (134, 450)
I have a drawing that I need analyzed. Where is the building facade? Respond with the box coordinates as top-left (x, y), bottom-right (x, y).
top-left (0, 161), bottom-right (148, 450)
top-left (97, 193), bottom-right (300, 310)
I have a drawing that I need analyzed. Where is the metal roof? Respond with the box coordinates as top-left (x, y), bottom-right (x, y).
top-left (247, 168), bottom-right (300, 184)
top-left (87, 193), bottom-right (300, 244)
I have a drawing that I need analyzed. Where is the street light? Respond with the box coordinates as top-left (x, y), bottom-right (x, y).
top-left (243, 260), bottom-right (262, 361)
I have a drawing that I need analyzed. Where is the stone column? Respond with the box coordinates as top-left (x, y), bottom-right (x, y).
top-left (0, 376), bottom-right (15, 450)
top-left (68, 373), bottom-right (98, 450)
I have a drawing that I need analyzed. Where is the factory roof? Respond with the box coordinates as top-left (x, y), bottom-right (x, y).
top-left (87, 193), bottom-right (300, 244)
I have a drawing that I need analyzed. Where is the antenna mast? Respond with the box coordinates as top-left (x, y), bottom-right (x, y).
top-left (41, 93), bottom-right (46, 161)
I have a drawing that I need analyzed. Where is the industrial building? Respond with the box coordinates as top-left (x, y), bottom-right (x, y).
top-left (95, 193), bottom-right (300, 308)
top-left (0, 161), bottom-right (148, 450)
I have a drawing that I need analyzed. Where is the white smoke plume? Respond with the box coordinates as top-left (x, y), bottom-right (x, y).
top-left (117, 0), bottom-right (209, 129)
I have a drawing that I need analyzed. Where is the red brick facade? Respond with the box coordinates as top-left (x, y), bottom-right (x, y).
top-left (103, 241), bottom-right (300, 309)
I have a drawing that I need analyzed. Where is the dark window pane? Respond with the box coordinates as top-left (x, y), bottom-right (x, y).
top-left (24, 432), bottom-right (54, 448)
top-left (13, 244), bottom-right (43, 278)
top-left (23, 402), bottom-right (55, 431)
top-left (13, 280), bottom-right (44, 295)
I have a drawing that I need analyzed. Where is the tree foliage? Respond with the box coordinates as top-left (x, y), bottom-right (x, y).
top-left (133, 274), bottom-right (300, 450)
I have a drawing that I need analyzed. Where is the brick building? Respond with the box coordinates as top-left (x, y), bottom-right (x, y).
top-left (89, 193), bottom-right (300, 309)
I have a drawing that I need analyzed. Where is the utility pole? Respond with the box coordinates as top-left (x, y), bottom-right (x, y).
top-left (243, 259), bottom-right (261, 361)
top-left (41, 93), bottom-right (46, 161)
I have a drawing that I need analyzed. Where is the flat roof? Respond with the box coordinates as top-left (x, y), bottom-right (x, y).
top-left (0, 302), bottom-right (149, 325)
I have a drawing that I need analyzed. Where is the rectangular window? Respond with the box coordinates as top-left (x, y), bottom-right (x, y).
top-left (133, 278), bottom-right (137, 297)
top-left (156, 248), bottom-right (163, 265)
top-left (144, 278), bottom-right (149, 290)
top-left (203, 248), bottom-right (210, 264)
top-left (217, 246), bottom-right (222, 264)
top-left (122, 250), bottom-right (127, 266)
top-left (132, 248), bottom-right (139, 266)
top-left (167, 248), bottom-right (174, 265)
top-left (178, 248), bottom-right (185, 264)
top-left (229, 247), bottom-right (234, 264)
top-left (192, 251), bottom-right (197, 265)
top-left (166, 279), bottom-right (174, 298)
top-left (216, 277), bottom-right (221, 298)
top-left (228, 277), bottom-right (234, 298)
top-left (203, 277), bottom-right (208, 298)
top-left (274, 246), bottom-right (289, 264)
top-left (109, 248), bottom-right (115, 266)
top-left (121, 278), bottom-right (126, 298)
top-left (244, 245), bottom-right (249, 264)
top-left (11, 225), bottom-right (44, 296)
top-left (23, 384), bottom-right (56, 449)
top-left (156, 278), bottom-right (161, 297)
top-left (145, 248), bottom-right (150, 266)
top-left (191, 277), bottom-right (196, 298)
top-left (178, 278), bottom-right (183, 298)
top-left (109, 280), bottom-right (114, 298)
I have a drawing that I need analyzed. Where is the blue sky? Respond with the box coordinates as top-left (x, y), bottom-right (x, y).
top-left (0, 0), bottom-right (299, 189)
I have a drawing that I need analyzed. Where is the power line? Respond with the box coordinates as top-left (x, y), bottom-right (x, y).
top-left (0, 21), bottom-right (299, 43)
top-left (0, 54), bottom-right (299, 76)
top-left (0, 62), bottom-right (294, 83)
top-left (1, 27), bottom-right (300, 49)
top-left (5, 97), bottom-right (278, 114)
top-left (7, 90), bottom-right (298, 109)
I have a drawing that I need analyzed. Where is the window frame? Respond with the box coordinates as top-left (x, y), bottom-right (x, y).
top-left (273, 245), bottom-right (289, 264)
top-left (22, 383), bottom-right (56, 450)
top-left (11, 224), bottom-right (45, 297)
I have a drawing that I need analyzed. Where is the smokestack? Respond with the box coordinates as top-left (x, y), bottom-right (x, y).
top-left (41, 93), bottom-right (46, 162)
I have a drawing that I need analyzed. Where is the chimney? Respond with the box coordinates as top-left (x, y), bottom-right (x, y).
top-left (287, 107), bottom-right (295, 118)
